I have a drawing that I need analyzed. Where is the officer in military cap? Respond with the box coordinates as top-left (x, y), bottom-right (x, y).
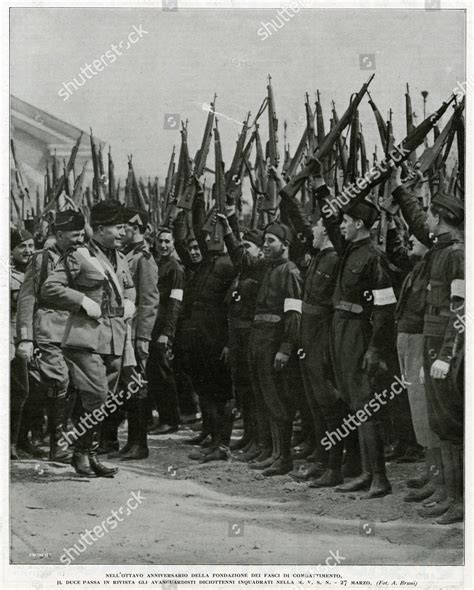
top-left (10, 228), bottom-right (35, 459)
top-left (315, 182), bottom-right (396, 499)
top-left (391, 167), bottom-right (464, 524)
top-left (41, 201), bottom-right (136, 478)
top-left (104, 207), bottom-right (159, 460)
top-left (218, 214), bottom-right (303, 476)
top-left (16, 210), bottom-right (85, 462)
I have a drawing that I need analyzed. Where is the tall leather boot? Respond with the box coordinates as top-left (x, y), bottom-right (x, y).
top-left (437, 443), bottom-right (463, 524)
top-left (419, 442), bottom-right (455, 518)
top-left (362, 421), bottom-right (392, 499)
top-left (420, 446), bottom-right (447, 506)
top-left (89, 427), bottom-right (118, 478)
top-left (309, 411), bottom-right (344, 488)
top-left (185, 397), bottom-right (211, 445)
top-left (121, 398), bottom-right (150, 460)
top-left (263, 421), bottom-right (293, 476)
top-left (108, 403), bottom-right (136, 459)
top-left (201, 400), bottom-right (233, 463)
top-left (342, 425), bottom-right (362, 478)
top-left (335, 425), bottom-right (372, 492)
top-left (47, 395), bottom-right (73, 462)
top-left (250, 420), bottom-right (280, 469)
top-left (97, 411), bottom-right (122, 454)
top-left (404, 447), bottom-right (439, 502)
top-left (17, 419), bottom-right (46, 459)
top-left (188, 398), bottom-right (219, 460)
top-left (71, 421), bottom-right (96, 477)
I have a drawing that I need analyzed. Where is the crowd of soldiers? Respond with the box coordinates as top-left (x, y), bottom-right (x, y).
top-left (10, 143), bottom-right (464, 526)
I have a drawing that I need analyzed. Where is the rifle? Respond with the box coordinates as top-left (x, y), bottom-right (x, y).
top-left (405, 83), bottom-right (417, 166)
top-left (10, 139), bottom-right (32, 221)
top-left (261, 75), bottom-right (280, 211)
top-left (315, 90), bottom-right (325, 144)
top-left (206, 121), bottom-right (227, 252)
top-left (305, 93), bottom-right (317, 153)
top-left (108, 146), bottom-right (116, 200)
top-left (331, 101), bottom-right (348, 177)
top-left (346, 108), bottom-right (360, 184)
top-left (163, 121), bottom-right (190, 226)
top-left (178, 95), bottom-right (216, 210)
top-left (225, 111), bottom-right (251, 208)
top-left (378, 110), bottom-right (394, 251)
top-left (163, 146), bottom-right (176, 212)
top-left (285, 127), bottom-right (308, 180)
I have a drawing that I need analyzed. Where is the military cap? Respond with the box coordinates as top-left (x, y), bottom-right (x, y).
top-left (432, 192), bottom-right (464, 224)
top-left (242, 229), bottom-right (264, 248)
top-left (264, 221), bottom-right (294, 244)
top-left (54, 209), bottom-right (85, 232)
top-left (124, 207), bottom-right (149, 229)
top-left (11, 228), bottom-right (33, 250)
top-left (90, 200), bottom-right (124, 226)
top-left (343, 198), bottom-right (380, 228)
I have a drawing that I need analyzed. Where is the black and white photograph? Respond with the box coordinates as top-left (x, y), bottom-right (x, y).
top-left (2, 0), bottom-right (471, 586)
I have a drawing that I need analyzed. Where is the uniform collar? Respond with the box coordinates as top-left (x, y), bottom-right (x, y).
top-left (432, 231), bottom-right (462, 249)
top-left (123, 240), bottom-right (145, 255)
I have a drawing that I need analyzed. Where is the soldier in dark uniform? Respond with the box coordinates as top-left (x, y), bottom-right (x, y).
top-left (391, 167), bottom-right (464, 524)
top-left (315, 176), bottom-right (396, 499)
top-left (218, 214), bottom-right (303, 477)
top-left (173, 198), bottom-right (237, 462)
top-left (226, 227), bottom-right (266, 460)
top-left (147, 227), bottom-right (185, 435)
top-left (41, 201), bottom-right (136, 478)
top-left (16, 211), bottom-right (85, 462)
top-left (105, 207), bottom-right (159, 460)
top-left (10, 228), bottom-right (36, 459)
top-left (276, 166), bottom-right (357, 486)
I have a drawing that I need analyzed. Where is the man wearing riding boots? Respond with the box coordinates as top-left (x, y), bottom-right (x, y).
top-left (16, 211), bottom-right (85, 463)
top-left (41, 201), bottom-right (136, 478)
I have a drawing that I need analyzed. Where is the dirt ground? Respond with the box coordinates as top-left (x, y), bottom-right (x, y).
top-left (10, 423), bottom-right (463, 566)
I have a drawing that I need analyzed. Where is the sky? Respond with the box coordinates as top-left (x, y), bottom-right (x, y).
top-left (10, 6), bottom-right (465, 180)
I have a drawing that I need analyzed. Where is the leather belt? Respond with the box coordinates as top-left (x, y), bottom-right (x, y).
top-left (253, 314), bottom-right (281, 323)
top-left (334, 300), bottom-right (364, 314)
top-left (302, 301), bottom-right (331, 316)
top-left (102, 304), bottom-right (124, 318)
top-left (229, 318), bottom-right (253, 329)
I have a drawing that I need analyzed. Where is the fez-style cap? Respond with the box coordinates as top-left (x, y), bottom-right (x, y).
top-left (157, 226), bottom-right (173, 237)
top-left (343, 198), bottom-right (380, 227)
top-left (90, 200), bottom-right (124, 226)
top-left (242, 229), bottom-right (264, 248)
top-left (11, 228), bottom-right (33, 250)
top-left (54, 210), bottom-right (85, 232)
top-left (124, 207), bottom-right (149, 229)
top-left (264, 221), bottom-right (294, 244)
top-left (432, 192), bottom-right (464, 223)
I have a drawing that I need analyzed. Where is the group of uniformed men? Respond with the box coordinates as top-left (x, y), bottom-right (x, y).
top-left (10, 157), bottom-right (464, 525)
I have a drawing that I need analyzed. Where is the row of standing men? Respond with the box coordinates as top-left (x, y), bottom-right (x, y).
top-left (10, 159), bottom-right (464, 524)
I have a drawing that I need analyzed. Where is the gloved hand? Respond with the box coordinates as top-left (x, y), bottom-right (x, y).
top-left (81, 296), bottom-right (101, 319)
top-left (123, 299), bottom-right (136, 320)
top-left (274, 351), bottom-right (289, 371)
top-left (430, 359), bottom-right (450, 380)
top-left (135, 339), bottom-right (149, 361)
top-left (362, 348), bottom-right (388, 379)
top-left (16, 341), bottom-right (34, 361)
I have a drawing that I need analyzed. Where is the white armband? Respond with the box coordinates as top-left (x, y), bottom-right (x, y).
top-left (372, 287), bottom-right (396, 306)
top-left (170, 288), bottom-right (184, 302)
top-left (284, 298), bottom-right (302, 313)
top-left (451, 279), bottom-right (465, 299)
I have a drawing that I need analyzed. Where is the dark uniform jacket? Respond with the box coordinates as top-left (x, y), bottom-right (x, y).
top-left (153, 254), bottom-right (185, 340)
top-left (224, 232), bottom-right (303, 356)
top-left (123, 241), bottom-right (159, 342)
top-left (10, 262), bottom-right (25, 359)
top-left (16, 245), bottom-right (70, 344)
top-left (279, 184), bottom-right (338, 315)
top-left (392, 186), bottom-right (464, 364)
top-left (41, 240), bottom-right (136, 355)
top-left (317, 185), bottom-right (397, 355)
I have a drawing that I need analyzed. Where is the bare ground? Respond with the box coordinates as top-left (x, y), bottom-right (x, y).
top-left (10, 424), bottom-right (463, 566)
